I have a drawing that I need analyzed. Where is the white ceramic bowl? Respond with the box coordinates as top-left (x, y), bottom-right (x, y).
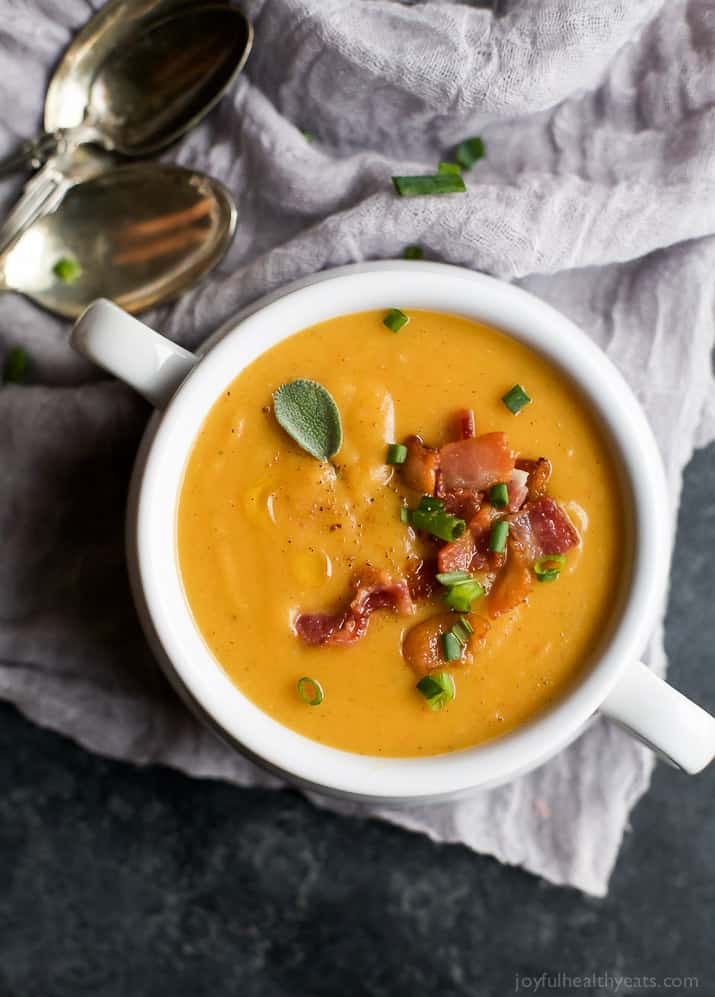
top-left (71, 262), bottom-right (715, 800)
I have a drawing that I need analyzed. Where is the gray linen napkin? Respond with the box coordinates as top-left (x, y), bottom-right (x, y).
top-left (1, 0), bottom-right (714, 896)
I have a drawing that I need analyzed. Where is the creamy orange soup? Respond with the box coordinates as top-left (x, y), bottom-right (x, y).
top-left (177, 309), bottom-right (622, 756)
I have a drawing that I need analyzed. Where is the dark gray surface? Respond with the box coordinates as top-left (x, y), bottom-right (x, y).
top-left (1, 445), bottom-right (713, 997)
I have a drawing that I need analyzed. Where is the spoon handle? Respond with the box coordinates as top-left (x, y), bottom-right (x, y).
top-left (0, 131), bottom-right (62, 177)
top-left (0, 162), bottom-right (72, 258)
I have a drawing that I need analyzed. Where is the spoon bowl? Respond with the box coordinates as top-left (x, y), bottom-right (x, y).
top-left (0, 163), bottom-right (236, 317)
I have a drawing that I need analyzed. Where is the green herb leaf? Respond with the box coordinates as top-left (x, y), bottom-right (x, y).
top-left (416, 671), bottom-right (456, 710)
top-left (273, 379), bottom-right (343, 462)
top-left (392, 174), bottom-right (466, 197)
top-left (3, 347), bottom-right (28, 385)
top-left (53, 257), bottom-right (82, 284)
top-left (454, 136), bottom-right (485, 170)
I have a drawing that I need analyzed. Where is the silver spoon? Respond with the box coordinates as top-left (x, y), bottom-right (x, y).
top-left (0, 161), bottom-right (236, 318)
top-left (0, 1), bottom-right (252, 256)
top-left (0, 0), bottom-right (253, 174)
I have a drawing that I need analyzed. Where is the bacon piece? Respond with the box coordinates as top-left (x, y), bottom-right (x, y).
top-left (453, 408), bottom-right (476, 440)
top-left (527, 497), bottom-right (579, 555)
top-left (515, 457), bottom-right (552, 501)
top-left (506, 468), bottom-right (529, 512)
top-left (401, 435), bottom-right (440, 494)
top-left (407, 558), bottom-right (438, 601)
top-left (440, 487), bottom-right (482, 523)
top-left (438, 530), bottom-right (476, 573)
top-left (439, 433), bottom-right (515, 492)
top-left (295, 566), bottom-right (414, 647)
top-left (508, 496), bottom-right (579, 560)
top-left (402, 612), bottom-right (490, 676)
top-left (488, 547), bottom-right (533, 618)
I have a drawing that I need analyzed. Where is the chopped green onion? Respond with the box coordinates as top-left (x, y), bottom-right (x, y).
top-left (534, 554), bottom-right (566, 583)
top-left (443, 579), bottom-right (484, 612)
top-left (438, 161), bottom-right (461, 175)
top-left (489, 520), bottom-right (509, 553)
top-left (301, 129), bottom-right (315, 142)
top-left (3, 347), bottom-right (28, 384)
top-left (416, 671), bottom-right (456, 711)
top-left (386, 443), bottom-right (407, 464)
top-left (399, 505), bottom-right (410, 524)
top-left (441, 631), bottom-right (462, 663)
top-left (384, 308), bottom-right (409, 333)
top-left (406, 495), bottom-right (466, 542)
top-left (392, 174), bottom-right (466, 197)
top-left (297, 676), bottom-right (324, 706)
top-left (450, 616), bottom-right (474, 646)
top-left (455, 136), bottom-right (485, 170)
top-left (490, 482), bottom-right (509, 508)
top-left (53, 257), bottom-right (82, 283)
top-left (501, 384), bottom-right (531, 414)
top-left (436, 571), bottom-right (472, 586)
top-left (404, 245), bottom-right (424, 260)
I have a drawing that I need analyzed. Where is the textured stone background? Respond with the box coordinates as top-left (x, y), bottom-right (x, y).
top-left (1, 444), bottom-right (713, 996)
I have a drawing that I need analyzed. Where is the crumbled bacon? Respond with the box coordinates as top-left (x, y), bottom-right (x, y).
top-left (402, 435), bottom-right (440, 494)
top-left (438, 530), bottom-right (476, 574)
top-left (295, 566), bottom-right (414, 647)
top-left (439, 433), bottom-right (515, 492)
top-left (439, 487), bottom-right (482, 523)
top-left (524, 496), bottom-right (579, 555)
top-left (407, 558), bottom-right (438, 601)
top-left (516, 457), bottom-right (552, 501)
top-left (506, 468), bottom-right (529, 512)
top-left (402, 612), bottom-right (490, 676)
top-left (454, 408), bottom-right (476, 440)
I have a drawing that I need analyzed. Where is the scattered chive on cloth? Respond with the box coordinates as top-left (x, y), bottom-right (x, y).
top-left (2, 0), bottom-right (715, 896)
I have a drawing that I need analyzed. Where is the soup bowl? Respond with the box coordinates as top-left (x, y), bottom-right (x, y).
top-left (71, 261), bottom-right (715, 801)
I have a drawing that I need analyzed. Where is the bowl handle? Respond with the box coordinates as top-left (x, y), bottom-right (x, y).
top-left (70, 298), bottom-right (197, 408)
top-left (600, 661), bottom-right (715, 773)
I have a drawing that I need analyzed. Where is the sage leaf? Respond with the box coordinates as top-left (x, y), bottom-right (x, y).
top-left (273, 379), bottom-right (342, 462)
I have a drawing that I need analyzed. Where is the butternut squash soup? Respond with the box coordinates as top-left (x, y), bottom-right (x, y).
top-left (177, 309), bottom-right (622, 756)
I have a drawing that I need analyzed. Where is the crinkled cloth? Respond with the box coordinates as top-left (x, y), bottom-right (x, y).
top-left (1, 0), bottom-right (714, 896)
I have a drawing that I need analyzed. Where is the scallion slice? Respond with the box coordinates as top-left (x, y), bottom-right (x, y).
top-left (416, 671), bottom-right (456, 710)
top-left (443, 579), bottom-right (484, 612)
top-left (441, 631), bottom-right (462, 663)
top-left (501, 384), bottom-right (531, 414)
top-left (534, 553), bottom-right (566, 582)
top-left (489, 520), bottom-right (509, 553)
top-left (455, 136), bottom-right (485, 170)
top-left (406, 496), bottom-right (466, 542)
top-left (386, 443), bottom-right (408, 464)
top-left (404, 245), bottom-right (424, 260)
top-left (436, 571), bottom-right (472, 586)
top-left (490, 482), bottom-right (509, 508)
top-left (450, 616), bottom-right (474, 647)
top-left (400, 505), bottom-right (410, 524)
top-left (53, 257), bottom-right (82, 283)
top-left (392, 174), bottom-right (466, 197)
top-left (297, 676), bottom-right (324, 706)
top-left (3, 347), bottom-right (28, 384)
top-left (384, 308), bottom-right (409, 332)
top-left (438, 161), bottom-right (461, 175)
